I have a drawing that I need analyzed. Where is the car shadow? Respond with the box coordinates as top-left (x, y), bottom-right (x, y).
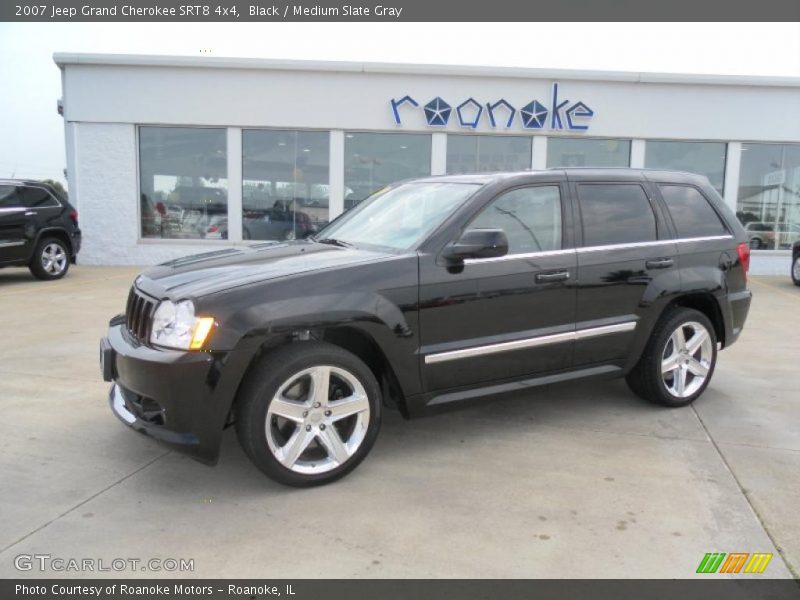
top-left (155, 376), bottom-right (687, 497)
top-left (0, 268), bottom-right (37, 285)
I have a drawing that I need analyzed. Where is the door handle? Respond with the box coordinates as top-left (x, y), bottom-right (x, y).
top-left (25, 211), bottom-right (37, 216)
top-left (645, 257), bottom-right (674, 269)
top-left (535, 270), bottom-right (570, 283)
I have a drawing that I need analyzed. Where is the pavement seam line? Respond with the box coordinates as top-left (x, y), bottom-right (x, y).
top-left (690, 404), bottom-right (799, 579)
top-left (0, 272), bottom-right (137, 298)
top-left (0, 450), bottom-right (171, 556)
top-left (748, 278), bottom-right (800, 303)
top-left (0, 369), bottom-right (107, 384)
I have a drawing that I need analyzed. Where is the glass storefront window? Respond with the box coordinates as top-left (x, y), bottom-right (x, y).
top-left (737, 143), bottom-right (800, 250)
top-left (446, 135), bottom-right (532, 174)
top-left (242, 130), bottom-right (330, 241)
top-left (645, 141), bottom-right (727, 194)
top-left (139, 127), bottom-right (227, 240)
top-left (343, 132), bottom-right (431, 210)
top-left (547, 137), bottom-right (631, 168)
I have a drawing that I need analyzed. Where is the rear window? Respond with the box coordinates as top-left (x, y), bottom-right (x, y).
top-left (578, 183), bottom-right (657, 246)
top-left (19, 186), bottom-right (59, 208)
top-left (659, 185), bottom-right (728, 238)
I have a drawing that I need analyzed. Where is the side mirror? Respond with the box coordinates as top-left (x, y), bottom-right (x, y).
top-left (443, 228), bottom-right (509, 261)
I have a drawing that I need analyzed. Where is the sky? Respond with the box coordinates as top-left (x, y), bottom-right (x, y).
top-left (0, 22), bottom-right (799, 187)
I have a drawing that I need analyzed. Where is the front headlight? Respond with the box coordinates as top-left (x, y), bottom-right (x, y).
top-left (150, 300), bottom-right (216, 350)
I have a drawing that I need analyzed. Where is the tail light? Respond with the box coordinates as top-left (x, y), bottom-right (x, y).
top-left (69, 209), bottom-right (79, 225)
top-left (737, 242), bottom-right (750, 282)
top-left (207, 225), bottom-right (219, 233)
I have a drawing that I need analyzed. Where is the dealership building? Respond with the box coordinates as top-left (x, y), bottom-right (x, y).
top-left (54, 53), bottom-right (800, 273)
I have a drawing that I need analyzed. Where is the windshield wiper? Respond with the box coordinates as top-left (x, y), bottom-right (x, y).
top-left (314, 237), bottom-right (353, 248)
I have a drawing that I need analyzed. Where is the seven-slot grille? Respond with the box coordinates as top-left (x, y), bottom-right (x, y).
top-left (125, 286), bottom-right (157, 342)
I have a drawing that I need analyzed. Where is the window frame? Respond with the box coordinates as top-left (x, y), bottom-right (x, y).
top-left (136, 124), bottom-right (230, 243)
top-left (643, 140), bottom-right (728, 195)
top-left (342, 130), bottom-right (433, 208)
top-left (575, 181), bottom-right (664, 249)
top-left (546, 137), bottom-right (632, 169)
top-left (241, 128), bottom-right (332, 242)
top-left (445, 133), bottom-right (534, 175)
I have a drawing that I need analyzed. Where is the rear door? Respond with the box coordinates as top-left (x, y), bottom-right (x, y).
top-left (0, 185), bottom-right (30, 263)
top-left (572, 176), bottom-right (679, 366)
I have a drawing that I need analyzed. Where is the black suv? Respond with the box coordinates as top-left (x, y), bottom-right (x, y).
top-left (0, 180), bottom-right (81, 280)
top-left (101, 169), bottom-right (752, 486)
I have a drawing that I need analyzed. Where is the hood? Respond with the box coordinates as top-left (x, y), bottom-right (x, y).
top-left (136, 240), bottom-right (394, 299)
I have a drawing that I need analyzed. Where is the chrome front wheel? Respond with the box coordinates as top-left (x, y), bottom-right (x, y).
top-left (236, 342), bottom-right (381, 487)
top-left (266, 366), bottom-right (370, 475)
top-left (661, 321), bottom-right (713, 399)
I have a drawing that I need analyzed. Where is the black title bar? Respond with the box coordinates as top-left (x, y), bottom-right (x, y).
top-left (3, 0), bottom-right (800, 21)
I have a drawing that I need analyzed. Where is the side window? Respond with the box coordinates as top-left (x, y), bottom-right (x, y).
top-left (0, 186), bottom-right (20, 208)
top-left (659, 185), bottom-right (728, 238)
top-left (18, 186), bottom-right (59, 209)
top-left (470, 185), bottom-right (562, 254)
top-left (578, 183), bottom-right (657, 246)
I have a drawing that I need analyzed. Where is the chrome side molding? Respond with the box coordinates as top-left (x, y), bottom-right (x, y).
top-left (425, 321), bottom-right (637, 364)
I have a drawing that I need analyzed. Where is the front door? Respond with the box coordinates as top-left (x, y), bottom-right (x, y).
top-left (419, 182), bottom-right (577, 392)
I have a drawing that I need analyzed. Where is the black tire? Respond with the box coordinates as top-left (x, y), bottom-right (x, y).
top-left (792, 255), bottom-right (800, 287)
top-left (750, 238), bottom-right (762, 250)
top-left (626, 307), bottom-right (717, 407)
top-left (235, 341), bottom-right (382, 487)
top-left (29, 237), bottom-right (70, 280)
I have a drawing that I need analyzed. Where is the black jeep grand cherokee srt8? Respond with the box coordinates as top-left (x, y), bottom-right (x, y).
top-left (101, 169), bottom-right (752, 487)
top-left (0, 180), bottom-right (81, 280)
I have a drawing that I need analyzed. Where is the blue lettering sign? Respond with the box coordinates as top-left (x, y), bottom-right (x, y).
top-left (390, 83), bottom-right (593, 131)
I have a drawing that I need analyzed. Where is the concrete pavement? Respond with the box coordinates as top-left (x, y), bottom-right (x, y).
top-left (0, 267), bottom-right (797, 578)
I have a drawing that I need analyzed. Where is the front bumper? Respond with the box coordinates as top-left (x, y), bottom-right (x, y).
top-left (101, 321), bottom-right (243, 464)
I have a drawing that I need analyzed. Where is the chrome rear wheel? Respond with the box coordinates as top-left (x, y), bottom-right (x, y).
top-left (792, 255), bottom-right (800, 286)
top-left (626, 307), bottom-right (717, 407)
top-left (41, 242), bottom-right (68, 276)
top-left (661, 321), bottom-right (713, 399)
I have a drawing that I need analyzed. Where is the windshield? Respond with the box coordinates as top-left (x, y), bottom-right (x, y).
top-left (316, 182), bottom-right (479, 250)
